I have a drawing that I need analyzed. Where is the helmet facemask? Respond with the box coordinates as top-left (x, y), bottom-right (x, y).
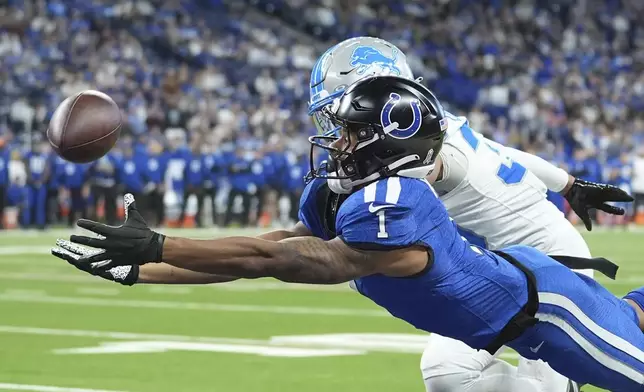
top-left (308, 104), bottom-right (437, 194)
top-left (308, 105), bottom-right (373, 194)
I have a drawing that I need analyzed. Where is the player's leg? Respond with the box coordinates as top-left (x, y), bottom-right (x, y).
top-left (501, 246), bottom-right (644, 391)
top-left (421, 334), bottom-right (570, 392)
top-left (24, 185), bottom-right (38, 227)
top-left (177, 188), bottom-right (190, 226)
top-left (513, 223), bottom-right (592, 391)
top-left (241, 191), bottom-right (252, 227)
top-left (224, 189), bottom-right (237, 226)
top-left (35, 185), bottom-right (47, 228)
top-left (104, 186), bottom-right (117, 226)
top-left (0, 183), bottom-right (6, 229)
top-left (69, 187), bottom-right (82, 227)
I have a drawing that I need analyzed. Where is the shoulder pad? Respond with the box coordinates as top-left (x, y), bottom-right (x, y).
top-left (337, 177), bottom-right (436, 250)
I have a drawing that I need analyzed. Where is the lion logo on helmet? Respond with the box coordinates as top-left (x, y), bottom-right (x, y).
top-left (350, 46), bottom-right (401, 76)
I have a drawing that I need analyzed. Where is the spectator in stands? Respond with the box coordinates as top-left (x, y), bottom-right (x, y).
top-left (631, 147), bottom-right (644, 220)
top-left (88, 153), bottom-right (119, 226)
top-left (2, 0), bottom-right (643, 228)
top-left (0, 139), bottom-right (9, 229)
top-left (178, 137), bottom-right (206, 227)
top-left (118, 140), bottom-right (146, 208)
top-left (142, 139), bottom-right (167, 227)
top-left (24, 140), bottom-right (51, 230)
top-left (224, 146), bottom-right (256, 227)
top-left (60, 161), bottom-right (90, 228)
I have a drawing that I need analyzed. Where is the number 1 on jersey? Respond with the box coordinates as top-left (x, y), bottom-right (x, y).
top-left (377, 210), bottom-right (389, 239)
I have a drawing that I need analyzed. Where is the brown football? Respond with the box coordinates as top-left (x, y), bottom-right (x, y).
top-left (47, 90), bottom-right (122, 163)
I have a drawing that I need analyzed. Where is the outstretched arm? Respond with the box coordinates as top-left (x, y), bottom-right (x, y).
top-left (58, 194), bottom-right (428, 284)
top-left (136, 222), bottom-right (313, 284)
top-left (137, 263), bottom-right (237, 284)
top-left (53, 221), bottom-right (313, 285)
top-left (160, 236), bottom-right (374, 284)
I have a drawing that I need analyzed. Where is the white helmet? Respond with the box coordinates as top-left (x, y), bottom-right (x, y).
top-left (308, 37), bottom-right (415, 137)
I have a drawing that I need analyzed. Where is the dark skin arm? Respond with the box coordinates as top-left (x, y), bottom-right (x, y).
top-left (161, 235), bottom-right (429, 285)
top-left (136, 222), bottom-right (313, 284)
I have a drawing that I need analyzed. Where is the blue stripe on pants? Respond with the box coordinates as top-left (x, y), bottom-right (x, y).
top-left (500, 245), bottom-right (644, 391)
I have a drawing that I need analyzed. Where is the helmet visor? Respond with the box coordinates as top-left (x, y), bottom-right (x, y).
top-left (312, 106), bottom-right (341, 137)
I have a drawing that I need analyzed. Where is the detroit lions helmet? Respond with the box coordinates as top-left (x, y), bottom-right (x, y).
top-left (309, 37), bottom-right (414, 137)
top-left (308, 75), bottom-right (447, 194)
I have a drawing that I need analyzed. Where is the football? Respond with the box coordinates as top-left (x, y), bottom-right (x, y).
top-left (47, 90), bottom-right (122, 163)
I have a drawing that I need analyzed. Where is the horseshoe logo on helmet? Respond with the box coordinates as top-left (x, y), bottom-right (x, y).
top-left (380, 93), bottom-right (423, 139)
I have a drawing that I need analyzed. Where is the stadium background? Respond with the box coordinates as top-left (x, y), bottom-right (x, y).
top-left (0, 1), bottom-right (642, 391)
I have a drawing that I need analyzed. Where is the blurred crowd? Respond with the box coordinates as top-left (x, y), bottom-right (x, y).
top-left (2, 0), bottom-right (644, 228)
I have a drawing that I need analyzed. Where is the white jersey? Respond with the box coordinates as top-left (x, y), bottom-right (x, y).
top-left (435, 113), bottom-right (591, 259)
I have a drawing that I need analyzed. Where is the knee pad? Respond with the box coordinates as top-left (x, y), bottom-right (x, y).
top-left (421, 334), bottom-right (494, 377)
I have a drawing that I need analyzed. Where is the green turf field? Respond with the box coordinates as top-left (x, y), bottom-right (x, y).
top-left (0, 228), bottom-right (641, 392)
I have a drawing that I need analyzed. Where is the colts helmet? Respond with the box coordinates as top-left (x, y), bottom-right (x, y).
top-left (308, 37), bottom-right (415, 138)
top-left (308, 75), bottom-right (447, 194)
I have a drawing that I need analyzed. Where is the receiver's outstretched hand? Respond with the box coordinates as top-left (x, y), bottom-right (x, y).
top-left (59, 193), bottom-right (165, 270)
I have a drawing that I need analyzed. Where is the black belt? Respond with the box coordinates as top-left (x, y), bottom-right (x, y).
top-left (550, 255), bottom-right (619, 280)
top-left (483, 250), bottom-right (540, 355)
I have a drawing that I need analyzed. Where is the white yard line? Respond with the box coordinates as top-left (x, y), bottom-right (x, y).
top-left (0, 292), bottom-right (386, 317)
top-left (0, 325), bottom-right (520, 360)
top-left (0, 383), bottom-right (127, 392)
top-left (0, 325), bottom-right (272, 345)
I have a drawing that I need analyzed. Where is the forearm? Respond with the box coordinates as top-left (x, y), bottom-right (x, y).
top-left (505, 147), bottom-right (569, 192)
top-left (137, 263), bottom-right (238, 284)
top-left (161, 236), bottom-right (364, 284)
top-left (161, 236), bottom-right (282, 277)
top-left (137, 224), bottom-right (311, 284)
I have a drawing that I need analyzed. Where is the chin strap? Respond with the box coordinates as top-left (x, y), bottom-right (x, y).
top-left (331, 153), bottom-right (431, 194)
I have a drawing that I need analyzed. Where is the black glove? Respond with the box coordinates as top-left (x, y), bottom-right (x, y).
top-left (51, 239), bottom-right (139, 286)
top-left (64, 193), bottom-right (165, 270)
top-left (564, 178), bottom-right (634, 231)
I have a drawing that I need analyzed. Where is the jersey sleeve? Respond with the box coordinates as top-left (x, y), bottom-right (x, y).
top-left (485, 138), bottom-right (570, 192)
top-left (297, 178), bottom-right (327, 238)
top-left (336, 177), bottom-right (423, 250)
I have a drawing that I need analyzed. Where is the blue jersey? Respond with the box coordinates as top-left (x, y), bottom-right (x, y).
top-left (26, 152), bottom-right (50, 184)
top-left (299, 177), bottom-right (528, 349)
top-left (184, 153), bottom-right (204, 187)
top-left (264, 151), bottom-right (287, 188)
top-left (0, 148), bottom-right (9, 186)
top-left (165, 148), bottom-right (191, 192)
top-left (62, 162), bottom-right (89, 188)
top-left (228, 155), bottom-right (255, 192)
top-left (89, 153), bottom-right (119, 187)
top-left (50, 155), bottom-right (66, 189)
top-left (202, 153), bottom-right (217, 187)
top-left (118, 157), bottom-right (145, 193)
top-left (144, 153), bottom-right (168, 185)
top-left (285, 155), bottom-right (309, 193)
